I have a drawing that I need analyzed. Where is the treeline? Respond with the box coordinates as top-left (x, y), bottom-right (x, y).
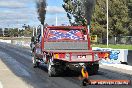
top-left (63, 0), bottom-right (132, 38)
top-left (1, 0), bottom-right (132, 38)
top-left (0, 25), bottom-right (34, 37)
top-left (91, 0), bottom-right (132, 38)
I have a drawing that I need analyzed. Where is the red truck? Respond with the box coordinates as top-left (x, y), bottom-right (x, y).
top-left (32, 26), bottom-right (106, 76)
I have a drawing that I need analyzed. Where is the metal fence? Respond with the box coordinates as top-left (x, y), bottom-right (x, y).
top-left (107, 36), bottom-right (132, 44)
top-left (94, 36), bottom-right (132, 44)
top-left (116, 36), bottom-right (132, 44)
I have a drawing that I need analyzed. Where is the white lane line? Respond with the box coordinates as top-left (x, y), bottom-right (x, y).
top-left (0, 69), bottom-right (9, 71)
top-left (0, 81), bottom-right (3, 88)
top-left (101, 63), bottom-right (132, 71)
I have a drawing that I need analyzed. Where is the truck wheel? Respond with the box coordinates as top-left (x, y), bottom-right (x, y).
top-left (92, 64), bottom-right (99, 75)
top-left (32, 55), bottom-right (40, 68)
top-left (48, 64), bottom-right (57, 77)
top-left (86, 64), bottom-right (99, 75)
top-left (33, 62), bottom-right (40, 68)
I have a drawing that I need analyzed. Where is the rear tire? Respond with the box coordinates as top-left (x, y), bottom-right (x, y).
top-left (92, 64), bottom-right (99, 74)
top-left (86, 63), bottom-right (99, 75)
top-left (48, 64), bottom-right (57, 77)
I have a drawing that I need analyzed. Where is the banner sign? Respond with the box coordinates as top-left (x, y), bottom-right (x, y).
top-left (90, 35), bottom-right (97, 43)
top-left (92, 47), bottom-right (128, 64)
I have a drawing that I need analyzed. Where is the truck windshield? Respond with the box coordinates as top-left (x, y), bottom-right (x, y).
top-left (48, 29), bottom-right (83, 41)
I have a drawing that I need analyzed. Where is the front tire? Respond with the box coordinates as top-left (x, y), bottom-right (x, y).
top-left (33, 61), bottom-right (40, 68)
top-left (48, 64), bottom-right (57, 77)
top-left (32, 53), bottom-right (40, 68)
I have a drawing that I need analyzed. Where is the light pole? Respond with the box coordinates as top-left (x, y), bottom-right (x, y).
top-left (56, 13), bottom-right (58, 26)
top-left (33, 27), bottom-right (35, 36)
top-left (2, 28), bottom-right (4, 37)
top-left (106, 0), bottom-right (109, 47)
top-left (36, 26), bottom-right (37, 36)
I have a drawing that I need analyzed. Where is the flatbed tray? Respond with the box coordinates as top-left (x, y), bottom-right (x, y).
top-left (44, 50), bottom-right (108, 53)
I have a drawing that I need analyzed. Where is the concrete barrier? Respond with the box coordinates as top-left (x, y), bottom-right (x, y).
top-left (92, 47), bottom-right (128, 64)
top-left (0, 39), bottom-right (11, 43)
top-left (0, 38), bottom-right (31, 47)
top-left (13, 40), bottom-right (30, 47)
top-left (0, 39), bottom-right (128, 64)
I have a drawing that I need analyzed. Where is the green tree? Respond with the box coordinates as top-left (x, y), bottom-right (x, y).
top-left (22, 24), bottom-right (33, 37)
top-left (62, 0), bottom-right (84, 26)
top-left (109, 0), bottom-right (129, 37)
top-left (23, 26), bottom-right (33, 37)
top-left (62, 0), bottom-right (96, 27)
top-left (91, 0), bottom-right (129, 38)
top-left (9, 28), bottom-right (19, 37)
top-left (127, 0), bottom-right (132, 35)
top-left (91, 0), bottom-right (107, 38)
top-left (19, 29), bottom-right (24, 37)
top-left (63, 0), bottom-right (130, 39)
top-left (127, 0), bottom-right (132, 18)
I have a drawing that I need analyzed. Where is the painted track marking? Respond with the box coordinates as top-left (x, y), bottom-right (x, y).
top-left (0, 81), bottom-right (3, 88)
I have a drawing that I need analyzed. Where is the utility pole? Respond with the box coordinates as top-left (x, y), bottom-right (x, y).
top-left (2, 28), bottom-right (4, 37)
top-left (33, 27), bottom-right (35, 36)
top-left (56, 14), bottom-right (58, 26)
top-left (36, 26), bottom-right (38, 36)
top-left (106, 0), bottom-right (109, 47)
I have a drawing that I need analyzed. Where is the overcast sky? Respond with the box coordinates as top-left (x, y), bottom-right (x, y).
top-left (0, 0), bottom-right (69, 28)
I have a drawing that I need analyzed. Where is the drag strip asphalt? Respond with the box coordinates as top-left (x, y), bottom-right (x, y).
top-left (0, 42), bottom-right (132, 88)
